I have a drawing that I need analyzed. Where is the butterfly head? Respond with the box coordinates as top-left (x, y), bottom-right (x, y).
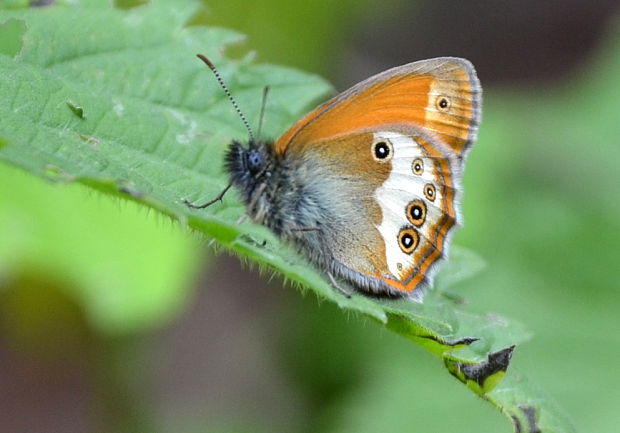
top-left (246, 146), bottom-right (266, 174)
top-left (225, 139), bottom-right (274, 204)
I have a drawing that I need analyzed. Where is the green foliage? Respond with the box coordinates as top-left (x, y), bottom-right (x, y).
top-left (0, 1), bottom-right (580, 432)
top-left (0, 151), bottom-right (202, 335)
top-left (0, 17), bottom-right (25, 56)
top-left (193, 0), bottom-right (379, 77)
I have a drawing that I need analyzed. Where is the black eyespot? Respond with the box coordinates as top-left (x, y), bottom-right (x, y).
top-left (246, 149), bottom-right (265, 174)
top-left (406, 199), bottom-right (427, 226)
top-left (398, 227), bottom-right (419, 254)
top-left (424, 183), bottom-right (436, 202)
top-left (412, 158), bottom-right (424, 175)
top-left (375, 142), bottom-right (389, 158)
top-left (372, 140), bottom-right (392, 161)
top-left (437, 96), bottom-right (450, 111)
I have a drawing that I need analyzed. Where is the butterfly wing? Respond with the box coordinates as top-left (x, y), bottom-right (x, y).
top-left (370, 128), bottom-right (461, 295)
top-left (275, 57), bottom-right (481, 158)
top-left (275, 58), bottom-right (481, 297)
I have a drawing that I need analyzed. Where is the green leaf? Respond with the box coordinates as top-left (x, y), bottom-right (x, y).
top-left (0, 156), bottom-right (203, 336)
top-left (0, 1), bottom-right (575, 432)
top-left (0, 17), bottom-right (26, 56)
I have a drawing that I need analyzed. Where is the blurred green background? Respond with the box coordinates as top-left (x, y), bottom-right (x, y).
top-left (1, 1), bottom-right (620, 432)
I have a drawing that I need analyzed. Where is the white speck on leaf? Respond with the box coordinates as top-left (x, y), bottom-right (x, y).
top-left (123, 13), bottom-right (144, 27)
top-left (176, 120), bottom-right (197, 145)
top-left (167, 108), bottom-right (187, 124)
top-left (167, 109), bottom-right (196, 144)
top-left (113, 102), bottom-right (125, 117)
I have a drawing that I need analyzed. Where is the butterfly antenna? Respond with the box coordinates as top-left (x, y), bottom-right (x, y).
top-left (256, 85), bottom-right (270, 138)
top-left (196, 54), bottom-right (255, 142)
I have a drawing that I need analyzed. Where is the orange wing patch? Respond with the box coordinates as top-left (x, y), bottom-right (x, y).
top-left (277, 75), bottom-right (434, 153)
top-left (275, 58), bottom-right (480, 159)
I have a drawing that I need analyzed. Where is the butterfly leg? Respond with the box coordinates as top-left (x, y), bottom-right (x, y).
top-left (247, 183), bottom-right (267, 215)
top-left (327, 271), bottom-right (352, 299)
top-left (183, 182), bottom-right (233, 209)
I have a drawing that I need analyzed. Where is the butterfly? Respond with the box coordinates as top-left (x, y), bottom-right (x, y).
top-left (185, 55), bottom-right (481, 300)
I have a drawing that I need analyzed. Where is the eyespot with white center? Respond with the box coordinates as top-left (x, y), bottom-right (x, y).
top-left (372, 139), bottom-right (393, 162)
top-left (412, 158), bottom-right (424, 175)
top-left (424, 183), bottom-right (436, 202)
top-left (436, 96), bottom-right (451, 112)
top-left (398, 227), bottom-right (419, 254)
top-left (406, 199), bottom-right (427, 227)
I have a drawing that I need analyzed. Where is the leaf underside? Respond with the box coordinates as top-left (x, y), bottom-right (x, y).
top-left (0, 1), bottom-right (575, 432)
